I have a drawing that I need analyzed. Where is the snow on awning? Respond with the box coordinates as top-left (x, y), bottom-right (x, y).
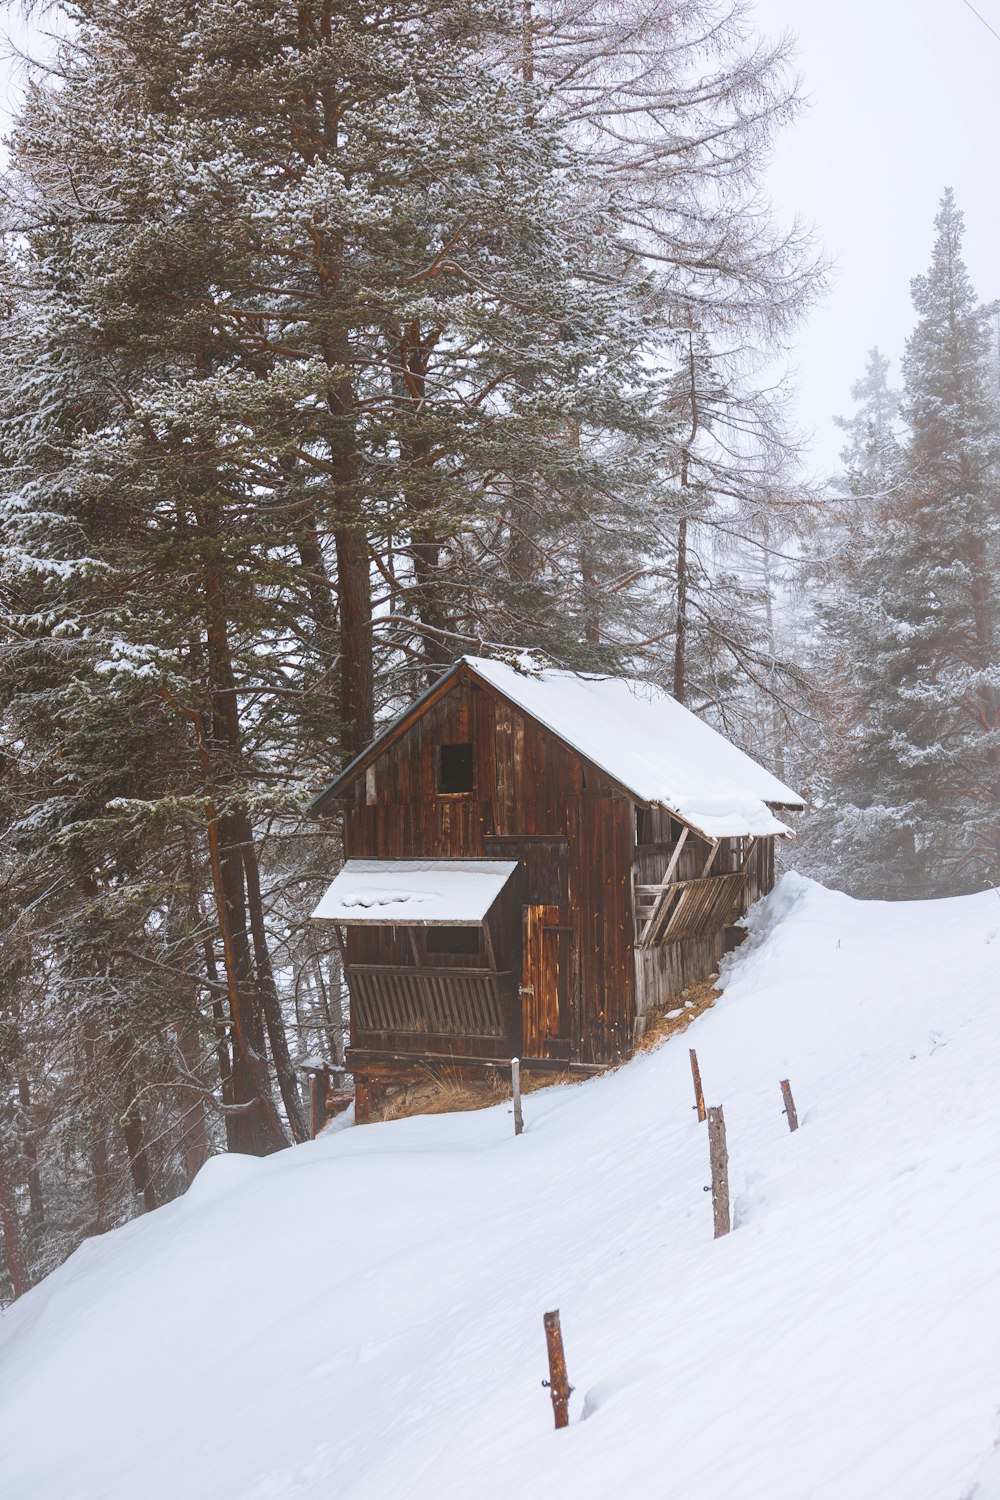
top-left (310, 859), bottom-right (519, 926)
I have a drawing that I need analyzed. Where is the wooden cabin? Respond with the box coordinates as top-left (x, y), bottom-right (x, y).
top-left (309, 654), bottom-right (803, 1119)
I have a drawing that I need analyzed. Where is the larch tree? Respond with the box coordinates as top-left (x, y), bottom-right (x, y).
top-left (504, 0), bottom-right (822, 728)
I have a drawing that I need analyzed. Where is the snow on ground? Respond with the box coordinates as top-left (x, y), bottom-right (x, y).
top-left (2, 874), bottom-right (1000, 1499)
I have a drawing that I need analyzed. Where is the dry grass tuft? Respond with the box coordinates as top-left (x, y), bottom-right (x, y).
top-left (372, 1062), bottom-right (586, 1123)
top-left (635, 975), bottom-right (722, 1053)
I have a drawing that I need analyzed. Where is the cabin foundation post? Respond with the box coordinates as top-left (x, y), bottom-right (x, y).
top-left (542, 1310), bottom-right (573, 1429)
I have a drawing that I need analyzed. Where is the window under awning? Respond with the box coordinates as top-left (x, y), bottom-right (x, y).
top-left (310, 859), bottom-right (520, 926)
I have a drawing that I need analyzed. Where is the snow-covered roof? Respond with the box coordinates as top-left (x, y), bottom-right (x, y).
top-left (311, 859), bottom-right (519, 925)
top-left (463, 656), bottom-right (803, 839)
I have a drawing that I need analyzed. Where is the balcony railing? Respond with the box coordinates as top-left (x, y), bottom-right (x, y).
top-left (346, 964), bottom-right (515, 1039)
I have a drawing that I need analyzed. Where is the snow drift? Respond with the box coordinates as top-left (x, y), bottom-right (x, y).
top-left (2, 874), bottom-right (1000, 1499)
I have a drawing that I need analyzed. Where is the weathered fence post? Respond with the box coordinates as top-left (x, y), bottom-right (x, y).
top-left (689, 1048), bottom-right (706, 1122)
top-left (542, 1310), bottom-right (573, 1429)
top-left (707, 1105), bottom-right (730, 1238)
top-left (512, 1057), bottom-right (524, 1137)
top-left (780, 1079), bottom-right (799, 1133)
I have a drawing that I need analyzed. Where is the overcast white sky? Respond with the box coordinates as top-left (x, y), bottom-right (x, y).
top-left (2, 1), bottom-right (999, 476)
top-left (753, 0), bottom-right (1000, 474)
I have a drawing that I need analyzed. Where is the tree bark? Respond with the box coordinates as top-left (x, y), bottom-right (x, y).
top-left (175, 1018), bottom-right (211, 1185)
top-left (409, 530), bottom-right (452, 677)
top-left (673, 514), bottom-right (688, 704)
top-left (238, 818), bottom-right (309, 1143)
top-left (16, 1073), bottom-right (44, 1234)
top-left (0, 1133), bottom-right (30, 1300)
top-left (83, 1018), bottom-right (111, 1235)
top-left (111, 1041), bottom-right (159, 1214)
top-left (334, 524), bottom-right (375, 754)
top-left (195, 570), bottom-right (292, 1156)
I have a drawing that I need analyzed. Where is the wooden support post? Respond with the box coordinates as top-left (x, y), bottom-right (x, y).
top-left (512, 1057), bottom-right (524, 1137)
top-left (482, 917), bottom-right (497, 972)
top-left (542, 1310), bottom-right (573, 1429)
top-left (780, 1079), bottom-right (799, 1132)
top-left (640, 826), bottom-right (689, 945)
top-left (689, 1048), bottom-right (706, 1123)
top-left (707, 1106), bottom-right (730, 1238)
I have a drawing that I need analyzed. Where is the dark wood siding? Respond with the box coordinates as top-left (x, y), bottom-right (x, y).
top-left (341, 672), bottom-right (635, 1066)
top-left (333, 665), bottom-right (780, 1082)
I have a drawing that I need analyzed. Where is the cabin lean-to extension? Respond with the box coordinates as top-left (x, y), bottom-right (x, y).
top-left (309, 655), bottom-right (803, 1122)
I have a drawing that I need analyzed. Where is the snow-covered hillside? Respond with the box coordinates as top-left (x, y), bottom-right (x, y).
top-left (2, 875), bottom-right (1000, 1500)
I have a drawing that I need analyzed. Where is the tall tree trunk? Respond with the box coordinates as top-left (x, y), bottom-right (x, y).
top-left (16, 1073), bottom-right (44, 1235)
top-left (111, 1040), bottom-right (159, 1214)
top-left (197, 567), bottom-right (291, 1156)
top-left (579, 538), bottom-right (600, 645)
top-left (0, 1132), bottom-right (30, 1301)
top-left (202, 933), bottom-right (236, 1122)
top-left (83, 1018), bottom-right (111, 1235)
top-left (213, 798), bottom-right (289, 1155)
top-left (673, 514), bottom-right (688, 704)
top-left (237, 817), bottom-right (309, 1143)
top-left (673, 334), bottom-right (701, 706)
top-left (410, 531), bottom-right (452, 678)
top-left (760, 523), bottom-right (786, 779)
top-left (175, 1017), bottom-right (211, 1185)
top-left (297, 526), bottom-right (339, 642)
top-left (334, 525), bottom-right (374, 754)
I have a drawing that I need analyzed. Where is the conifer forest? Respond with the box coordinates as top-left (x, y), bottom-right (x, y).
top-left (0, 1), bottom-right (997, 1300)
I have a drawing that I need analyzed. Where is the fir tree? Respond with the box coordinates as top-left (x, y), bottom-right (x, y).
top-left (804, 193), bottom-right (1000, 895)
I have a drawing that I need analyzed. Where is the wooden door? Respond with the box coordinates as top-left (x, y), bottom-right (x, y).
top-left (521, 905), bottom-right (571, 1060)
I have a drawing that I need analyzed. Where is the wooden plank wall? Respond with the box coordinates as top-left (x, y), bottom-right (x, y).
top-left (342, 674), bottom-right (636, 1066)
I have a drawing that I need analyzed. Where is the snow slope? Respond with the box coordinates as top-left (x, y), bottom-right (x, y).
top-left (2, 875), bottom-right (1000, 1500)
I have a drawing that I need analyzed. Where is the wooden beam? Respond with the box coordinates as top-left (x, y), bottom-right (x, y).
top-left (739, 836), bottom-right (761, 872)
top-left (345, 1047), bottom-right (606, 1076)
top-left (638, 827), bottom-right (689, 946)
top-left (700, 838), bottom-right (721, 877)
top-left (482, 916), bottom-right (497, 972)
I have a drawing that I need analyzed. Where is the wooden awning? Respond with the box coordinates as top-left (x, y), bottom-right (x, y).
top-left (311, 859), bottom-right (519, 926)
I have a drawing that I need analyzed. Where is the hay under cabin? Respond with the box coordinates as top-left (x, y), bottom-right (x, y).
top-left (309, 655), bottom-right (803, 1121)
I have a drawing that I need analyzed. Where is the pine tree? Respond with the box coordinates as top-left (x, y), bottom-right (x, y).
top-left (803, 193), bottom-right (1000, 895)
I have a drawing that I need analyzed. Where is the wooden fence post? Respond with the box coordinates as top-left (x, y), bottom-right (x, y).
top-left (707, 1106), bottom-right (730, 1238)
top-left (542, 1309), bottom-right (573, 1429)
top-left (512, 1057), bottom-right (524, 1137)
top-left (780, 1079), bottom-right (799, 1132)
top-left (307, 1067), bottom-right (329, 1139)
top-left (689, 1048), bottom-right (706, 1122)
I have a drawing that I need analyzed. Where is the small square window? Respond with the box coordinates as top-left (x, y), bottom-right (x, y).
top-left (437, 742), bottom-right (473, 794)
top-left (426, 926), bottom-right (480, 956)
